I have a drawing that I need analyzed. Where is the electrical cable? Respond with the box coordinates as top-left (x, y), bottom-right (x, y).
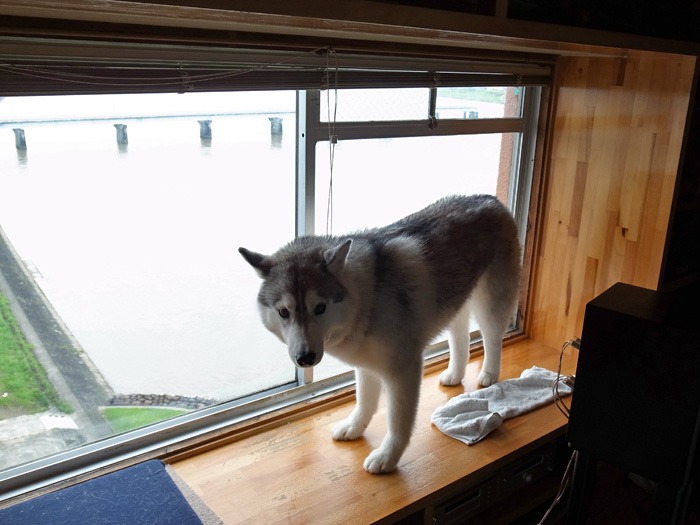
top-left (537, 338), bottom-right (579, 524)
top-left (553, 339), bottom-right (575, 419)
top-left (538, 449), bottom-right (578, 525)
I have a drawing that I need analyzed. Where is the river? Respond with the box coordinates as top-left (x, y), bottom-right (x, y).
top-left (0, 91), bottom-right (504, 401)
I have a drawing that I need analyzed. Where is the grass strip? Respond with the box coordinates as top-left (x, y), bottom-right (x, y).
top-left (0, 291), bottom-right (71, 417)
top-left (101, 406), bottom-right (188, 434)
top-left (439, 86), bottom-right (508, 104)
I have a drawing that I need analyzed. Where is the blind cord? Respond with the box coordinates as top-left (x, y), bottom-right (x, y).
top-left (325, 48), bottom-right (338, 236)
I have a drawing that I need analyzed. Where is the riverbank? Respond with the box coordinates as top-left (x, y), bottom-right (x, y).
top-left (0, 226), bottom-right (114, 419)
top-left (0, 289), bottom-right (68, 417)
top-left (0, 225), bottom-right (115, 467)
top-left (0, 220), bottom-right (224, 471)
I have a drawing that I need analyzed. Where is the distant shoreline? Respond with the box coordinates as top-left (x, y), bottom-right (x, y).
top-left (0, 110), bottom-right (293, 127)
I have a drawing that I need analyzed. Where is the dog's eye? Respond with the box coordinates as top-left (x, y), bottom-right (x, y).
top-left (314, 303), bottom-right (326, 316)
top-left (278, 308), bottom-right (290, 319)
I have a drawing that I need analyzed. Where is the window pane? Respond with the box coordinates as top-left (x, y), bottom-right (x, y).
top-left (320, 88), bottom-right (430, 122)
top-left (436, 86), bottom-right (524, 119)
top-left (0, 92), bottom-right (296, 471)
top-left (314, 133), bottom-right (513, 233)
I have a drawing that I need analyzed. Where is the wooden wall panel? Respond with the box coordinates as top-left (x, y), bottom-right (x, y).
top-left (528, 51), bottom-right (696, 348)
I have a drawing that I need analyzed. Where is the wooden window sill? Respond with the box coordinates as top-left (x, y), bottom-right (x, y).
top-left (169, 339), bottom-right (578, 524)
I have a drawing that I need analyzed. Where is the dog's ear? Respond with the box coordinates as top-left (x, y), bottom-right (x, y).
top-left (323, 239), bottom-right (352, 275)
top-left (239, 247), bottom-right (273, 278)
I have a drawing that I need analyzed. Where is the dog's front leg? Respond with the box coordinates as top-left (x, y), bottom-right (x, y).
top-left (332, 367), bottom-right (381, 441)
top-left (363, 360), bottom-right (422, 474)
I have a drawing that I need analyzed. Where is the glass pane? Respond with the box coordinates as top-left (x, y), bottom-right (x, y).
top-left (436, 86), bottom-right (524, 119)
top-left (313, 132), bottom-right (518, 378)
top-left (320, 88), bottom-right (430, 122)
top-left (0, 92), bottom-right (296, 471)
top-left (315, 133), bottom-right (513, 232)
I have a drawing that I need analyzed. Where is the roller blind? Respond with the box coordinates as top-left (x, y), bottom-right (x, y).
top-left (0, 37), bottom-right (551, 96)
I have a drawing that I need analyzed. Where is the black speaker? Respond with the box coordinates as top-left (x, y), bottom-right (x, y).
top-left (566, 281), bottom-right (700, 522)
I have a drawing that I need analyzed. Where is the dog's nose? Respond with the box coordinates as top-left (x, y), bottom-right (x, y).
top-left (296, 352), bottom-right (317, 367)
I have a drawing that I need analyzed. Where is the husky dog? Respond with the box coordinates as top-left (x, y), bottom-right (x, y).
top-left (239, 195), bottom-right (521, 474)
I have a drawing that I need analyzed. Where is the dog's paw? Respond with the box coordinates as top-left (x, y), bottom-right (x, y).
top-left (363, 449), bottom-right (398, 474)
top-left (477, 369), bottom-right (498, 387)
top-left (439, 368), bottom-right (463, 386)
top-left (332, 419), bottom-right (365, 441)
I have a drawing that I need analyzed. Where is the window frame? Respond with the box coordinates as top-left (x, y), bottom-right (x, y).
top-left (296, 87), bottom-right (542, 387)
top-left (0, 37), bottom-right (550, 501)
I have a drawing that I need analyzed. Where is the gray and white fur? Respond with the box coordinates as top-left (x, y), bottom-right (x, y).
top-left (239, 194), bottom-right (521, 474)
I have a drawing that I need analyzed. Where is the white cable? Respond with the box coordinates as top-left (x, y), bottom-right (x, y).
top-left (538, 338), bottom-right (578, 523)
top-left (553, 339), bottom-right (574, 418)
top-left (538, 449), bottom-right (578, 524)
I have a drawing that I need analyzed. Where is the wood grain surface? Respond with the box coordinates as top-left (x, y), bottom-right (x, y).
top-left (528, 51), bottom-right (696, 348)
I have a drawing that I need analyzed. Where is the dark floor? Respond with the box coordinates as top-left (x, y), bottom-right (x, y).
top-left (517, 462), bottom-right (700, 525)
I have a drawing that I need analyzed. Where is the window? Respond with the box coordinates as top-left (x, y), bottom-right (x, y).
top-left (0, 38), bottom-right (548, 498)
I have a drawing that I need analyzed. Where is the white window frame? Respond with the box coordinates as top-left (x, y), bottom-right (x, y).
top-left (295, 87), bottom-right (541, 386)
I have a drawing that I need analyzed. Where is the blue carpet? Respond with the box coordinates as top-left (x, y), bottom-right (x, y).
top-left (0, 460), bottom-right (206, 524)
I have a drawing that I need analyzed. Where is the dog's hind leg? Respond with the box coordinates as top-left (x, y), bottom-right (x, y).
top-left (439, 300), bottom-right (471, 386)
top-left (472, 270), bottom-right (518, 387)
top-left (332, 367), bottom-right (381, 441)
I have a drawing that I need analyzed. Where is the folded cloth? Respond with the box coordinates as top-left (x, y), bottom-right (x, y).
top-left (431, 366), bottom-right (572, 445)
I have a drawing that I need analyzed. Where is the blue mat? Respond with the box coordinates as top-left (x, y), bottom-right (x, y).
top-left (0, 460), bottom-right (217, 524)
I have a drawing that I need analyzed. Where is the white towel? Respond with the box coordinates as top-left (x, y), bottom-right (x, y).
top-left (431, 366), bottom-right (572, 445)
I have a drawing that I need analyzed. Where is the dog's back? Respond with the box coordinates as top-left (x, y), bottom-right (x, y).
top-left (382, 194), bottom-right (519, 313)
top-left (340, 195), bottom-right (520, 347)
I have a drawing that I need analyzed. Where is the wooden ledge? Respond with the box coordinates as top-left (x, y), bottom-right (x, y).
top-left (169, 339), bottom-right (578, 524)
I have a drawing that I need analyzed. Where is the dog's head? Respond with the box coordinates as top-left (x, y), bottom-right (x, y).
top-left (239, 239), bottom-right (352, 368)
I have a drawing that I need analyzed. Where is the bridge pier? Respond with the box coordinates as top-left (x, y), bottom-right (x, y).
top-left (12, 128), bottom-right (26, 150)
top-left (114, 124), bottom-right (128, 145)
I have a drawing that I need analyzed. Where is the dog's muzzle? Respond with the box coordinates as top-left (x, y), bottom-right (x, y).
top-left (296, 352), bottom-right (318, 368)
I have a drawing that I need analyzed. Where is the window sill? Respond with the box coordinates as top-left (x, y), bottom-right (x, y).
top-left (168, 338), bottom-right (578, 524)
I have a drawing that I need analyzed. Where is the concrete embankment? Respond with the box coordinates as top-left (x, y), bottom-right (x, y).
top-left (0, 226), bottom-right (114, 459)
